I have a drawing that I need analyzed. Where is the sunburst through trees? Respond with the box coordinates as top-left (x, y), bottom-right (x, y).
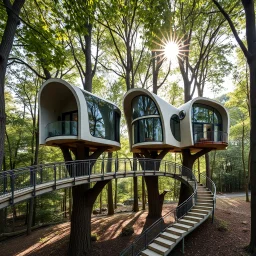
top-left (153, 32), bottom-right (188, 64)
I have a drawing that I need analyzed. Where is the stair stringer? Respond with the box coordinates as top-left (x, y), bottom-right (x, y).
top-left (140, 184), bottom-right (214, 256)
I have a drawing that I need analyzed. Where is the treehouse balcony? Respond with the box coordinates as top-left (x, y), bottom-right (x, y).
top-left (193, 131), bottom-right (228, 150)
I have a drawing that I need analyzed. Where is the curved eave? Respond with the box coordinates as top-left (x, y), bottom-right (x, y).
top-left (44, 136), bottom-right (120, 151)
top-left (131, 142), bottom-right (178, 153)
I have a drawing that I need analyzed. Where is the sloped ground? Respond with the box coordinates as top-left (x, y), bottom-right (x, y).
top-left (0, 197), bottom-right (251, 256)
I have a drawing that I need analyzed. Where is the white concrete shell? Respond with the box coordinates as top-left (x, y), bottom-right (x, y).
top-left (39, 78), bottom-right (121, 151)
top-left (123, 88), bottom-right (229, 153)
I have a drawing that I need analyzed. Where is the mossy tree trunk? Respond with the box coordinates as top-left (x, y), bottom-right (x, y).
top-left (60, 144), bottom-right (109, 256)
top-left (135, 149), bottom-right (169, 218)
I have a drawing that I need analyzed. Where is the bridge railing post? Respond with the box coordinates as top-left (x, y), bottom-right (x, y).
top-left (115, 159), bottom-right (118, 178)
top-left (10, 171), bottom-right (15, 205)
top-left (53, 164), bottom-right (57, 190)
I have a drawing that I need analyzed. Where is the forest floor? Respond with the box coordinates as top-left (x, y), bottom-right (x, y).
top-left (0, 195), bottom-right (251, 256)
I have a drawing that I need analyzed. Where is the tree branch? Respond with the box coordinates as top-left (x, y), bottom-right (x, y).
top-left (212, 0), bottom-right (249, 59)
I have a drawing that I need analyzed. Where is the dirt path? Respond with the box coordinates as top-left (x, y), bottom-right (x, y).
top-left (0, 198), bottom-right (251, 256)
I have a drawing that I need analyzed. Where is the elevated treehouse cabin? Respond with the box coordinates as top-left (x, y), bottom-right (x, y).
top-left (123, 88), bottom-right (229, 153)
top-left (39, 78), bottom-right (121, 151)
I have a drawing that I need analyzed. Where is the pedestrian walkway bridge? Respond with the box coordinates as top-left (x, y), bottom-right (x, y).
top-left (0, 158), bottom-right (216, 255)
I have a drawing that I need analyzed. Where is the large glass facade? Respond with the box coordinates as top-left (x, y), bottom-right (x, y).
top-left (131, 96), bottom-right (163, 144)
top-left (192, 103), bottom-right (223, 143)
top-left (83, 92), bottom-right (120, 142)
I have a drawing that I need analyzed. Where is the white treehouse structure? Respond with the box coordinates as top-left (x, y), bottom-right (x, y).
top-left (39, 78), bottom-right (121, 151)
top-left (123, 88), bottom-right (229, 153)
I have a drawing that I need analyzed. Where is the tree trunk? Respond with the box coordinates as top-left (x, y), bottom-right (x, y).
top-left (107, 153), bottom-right (114, 215)
top-left (142, 177), bottom-right (146, 210)
top-left (248, 56), bottom-right (256, 254)
top-left (136, 149), bottom-right (169, 218)
top-left (242, 121), bottom-right (250, 202)
top-left (205, 153), bottom-right (211, 178)
top-left (0, 0), bottom-right (25, 171)
top-left (84, 22), bottom-right (93, 92)
top-left (27, 198), bottom-right (34, 235)
top-left (61, 145), bottom-right (108, 255)
top-left (133, 154), bottom-right (139, 212)
top-left (114, 179), bottom-right (117, 209)
top-left (178, 148), bottom-right (212, 205)
top-left (133, 177), bottom-right (139, 212)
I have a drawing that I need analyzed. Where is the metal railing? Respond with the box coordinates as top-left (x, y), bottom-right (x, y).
top-left (120, 209), bottom-right (176, 256)
top-left (199, 173), bottom-right (216, 222)
top-left (193, 131), bottom-right (228, 144)
top-left (120, 165), bottom-right (198, 256)
top-left (0, 159), bottom-right (191, 206)
top-left (46, 121), bottom-right (78, 138)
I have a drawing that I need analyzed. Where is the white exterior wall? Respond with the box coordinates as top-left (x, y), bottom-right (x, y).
top-left (39, 78), bottom-right (121, 150)
top-left (123, 89), bottom-right (229, 152)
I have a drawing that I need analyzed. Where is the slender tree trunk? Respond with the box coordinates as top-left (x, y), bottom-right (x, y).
top-left (107, 153), bottom-right (114, 215)
top-left (69, 187), bottom-right (72, 220)
top-left (133, 154), bottom-right (139, 212)
top-left (205, 153), bottom-right (211, 178)
top-left (27, 198), bottom-right (34, 235)
top-left (248, 58), bottom-right (256, 253)
top-left (114, 179), bottom-right (117, 209)
top-left (242, 121), bottom-right (250, 202)
top-left (142, 177), bottom-right (146, 210)
top-left (0, 0), bottom-right (25, 171)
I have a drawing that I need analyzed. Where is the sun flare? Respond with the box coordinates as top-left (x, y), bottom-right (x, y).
top-left (153, 32), bottom-right (188, 64)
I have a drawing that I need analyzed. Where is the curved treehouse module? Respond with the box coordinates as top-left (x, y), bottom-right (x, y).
top-left (39, 78), bottom-right (121, 151)
top-left (123, 88), bottom-right (229, 153)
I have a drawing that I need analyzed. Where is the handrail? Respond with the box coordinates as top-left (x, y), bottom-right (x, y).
top-left (120, 208), bottom-right (176, 256)
top-left (0, 158), bottom-right (193, 208)
top-left (199, 173), bottom-right (216, 222)
top-left (193, 131), bottom-right (228, 144)
top-left (46, 121), bottom-right (78, 138)
top-left (119, 166), bottom-right (198, 256)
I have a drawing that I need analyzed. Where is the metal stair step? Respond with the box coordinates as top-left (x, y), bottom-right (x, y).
top-left (196, 201), bottom-right (213, 205)
top-left (178, 218), bottom-right (198, 226)
top-left (173, 223), bottom-right (192, 231)
top-left (160, 232), bottom-right (180, 242)
top-left (195, 204), bottom-right (213, 209)
top-left (155, 237), bottom-right (174, 248)
top-left (197, 191), bottom-right (212, 194)
top-left (141, 248), bottom-right (162, 256)
top-left (191, 208), bottom-right (210, 214)
top-left (196, 203), bottom-right (213, 207)
top-left (197, 196), bottom-right (213, 199)
top-left (187, 211), bottom-right (207, 218)
top-left (166, 227), bottom-right (187, 236)
top-left (148, 242), bottom-right (168, 255)
top-left (183, 215), bottom-right (202, 222)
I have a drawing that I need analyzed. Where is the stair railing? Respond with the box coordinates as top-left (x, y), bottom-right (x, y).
top-left (119, 209), bottom-right (176, 256)
top-left (120, 165), bottom-right (197, 256)
top-left (198, 173), bottom-right (216, 222)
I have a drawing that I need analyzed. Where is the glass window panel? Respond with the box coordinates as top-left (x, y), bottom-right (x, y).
top-left (132, 96), bottom-right (159, 119)
top-left (193, 124), bottom-right (203, 143)
top-left (132, 117), bottom-right (163, 143)
top-left (153, 118), bottom-right (163, 142)
top-left (83, 92), bottom-right (120, 142)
